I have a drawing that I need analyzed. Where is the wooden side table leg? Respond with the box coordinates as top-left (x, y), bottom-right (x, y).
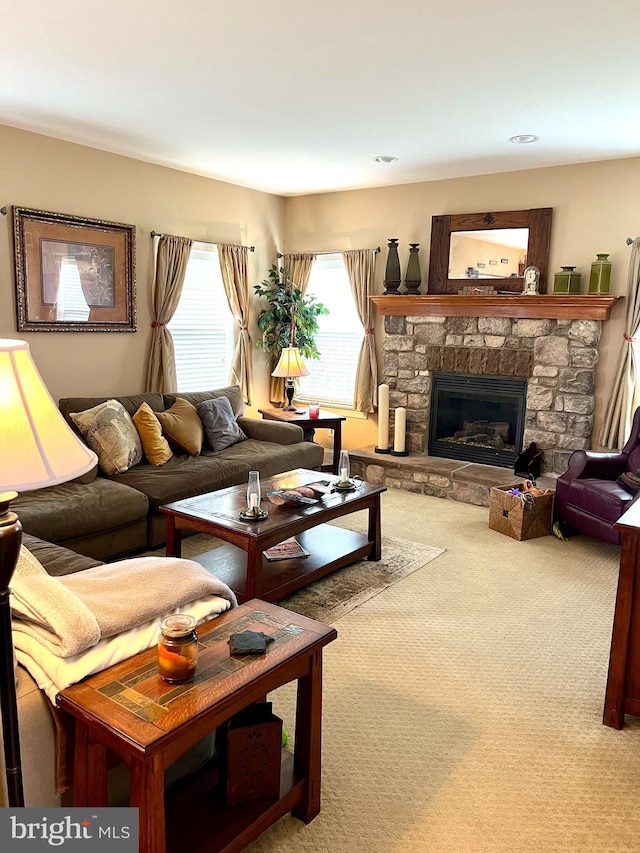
top-left (130, 755), bottom-right (166, 853)
top-left (73, 725), bottom-right (108, 806)
top-left (368, 494), bottom-right (382, 561)
top-left (603, 532), bottom-right (638, 728)
top-left (292, 649), bottom-right (323, 823)
top-left (245, 541), bottom-right (262, 601)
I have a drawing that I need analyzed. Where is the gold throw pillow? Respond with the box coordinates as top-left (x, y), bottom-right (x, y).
top-left (156, 398), bottom-right (203, 456)
top-left (133, 402), bottom-right (173, 466)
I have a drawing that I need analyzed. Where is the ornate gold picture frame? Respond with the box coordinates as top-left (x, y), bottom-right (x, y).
top-left (13, 207), bottom-right (136, 332)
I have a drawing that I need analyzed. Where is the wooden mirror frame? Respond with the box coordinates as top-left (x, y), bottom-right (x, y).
top-left (427, 207), bottom-right (553, 294)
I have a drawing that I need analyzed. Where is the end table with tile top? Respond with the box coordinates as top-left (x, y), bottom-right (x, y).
top-left (258, 407), bottom-right (346, 474)
top-left (57, 600), bottom-right (337, 853)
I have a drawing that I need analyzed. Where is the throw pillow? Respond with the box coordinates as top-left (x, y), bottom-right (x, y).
top-left (197, 396), bottom-right (247, 452)
top-left (156, 398), bottom-right (203, 456)
top-left (70, 400), bottom-right (143, 476)
top-left (133, 402), bottom-right (173, 466)
top-left (618, 470), bottom-right (640, 494)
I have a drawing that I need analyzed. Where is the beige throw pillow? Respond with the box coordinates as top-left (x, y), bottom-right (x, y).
top-left (156, 398), bottom-right (203, 456)
top-left (70, 399), bottom-right (143, 476)
top-left (133, 402), bottom-right (173, 466)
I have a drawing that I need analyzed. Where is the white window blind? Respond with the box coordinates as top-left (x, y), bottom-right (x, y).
top-left (168, 242), bottom-right (234, 392)
top-left (298, 254), bottom-right (362, 407)
top-left (56, 258), bottom-right (90, 322)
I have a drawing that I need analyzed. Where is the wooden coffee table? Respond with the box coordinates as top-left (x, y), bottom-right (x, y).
top-left (58, 600), bottom-right (337, 853)
top-left (161, 468), bottom-right (386, 603)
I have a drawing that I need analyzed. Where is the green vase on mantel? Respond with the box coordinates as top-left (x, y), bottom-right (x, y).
top-left (589, 253), bottom-right (612, 294)
top-left (553, 266), bottom-right (581, 294)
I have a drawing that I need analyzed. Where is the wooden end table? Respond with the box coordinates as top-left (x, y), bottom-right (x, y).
top-left (161, 468), bottom-right (385, 604)
top-left (58, 600), bottom-right (337, 853)
top-left (258, 408), bottom-right (346, 474)
top-left (603, 500), bottom-right (640, 728)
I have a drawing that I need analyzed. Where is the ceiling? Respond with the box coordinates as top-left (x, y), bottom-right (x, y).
top-left (2, 0), bottom-right (639, 197)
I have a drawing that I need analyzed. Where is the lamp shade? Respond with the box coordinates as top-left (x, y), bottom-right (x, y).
top-left (271, 347), bottom-right (310, 379)
top-left (0, 339), bottom-right (98, 491)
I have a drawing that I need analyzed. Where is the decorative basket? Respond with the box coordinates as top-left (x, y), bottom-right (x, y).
top-left (488, 485), bottom-right (554, 541)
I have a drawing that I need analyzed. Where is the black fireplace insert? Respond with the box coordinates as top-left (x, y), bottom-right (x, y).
top-left (428, 372), bottom-right (526, 468)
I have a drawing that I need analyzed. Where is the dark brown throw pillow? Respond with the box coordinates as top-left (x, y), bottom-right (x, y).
top-left (618, 470), bottom-right (640, 494)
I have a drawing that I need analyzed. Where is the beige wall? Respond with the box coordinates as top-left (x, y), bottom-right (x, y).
top-left (2, 124), bottom-right (638, 452)
top-left (284, 158), bottom-right (640, 449)
top-left (0, 124), bottom-right (284, 407)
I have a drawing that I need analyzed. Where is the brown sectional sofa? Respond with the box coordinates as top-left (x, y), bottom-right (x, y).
top-left (14, 385), bottom-right (324, 560)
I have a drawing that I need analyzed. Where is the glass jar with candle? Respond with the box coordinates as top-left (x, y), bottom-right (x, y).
top-left (158, 614), bottom-right (198, 683)
top-left (338, 450), bottom-right (351, 486)
top-left (247, 470), bottom-right (261, 515)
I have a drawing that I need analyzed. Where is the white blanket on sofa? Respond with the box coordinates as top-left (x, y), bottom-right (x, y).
top-left (11, 549), bottom-right (237, 657)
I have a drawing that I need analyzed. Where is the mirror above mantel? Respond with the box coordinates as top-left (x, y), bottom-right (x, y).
top-left (427, 208), bottom-right (553, 294)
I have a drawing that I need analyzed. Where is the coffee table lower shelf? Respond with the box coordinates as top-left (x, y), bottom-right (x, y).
top-left (192, 523), bottom-right (372, 603)
top-left (166, 751), bottom-right (298, 853)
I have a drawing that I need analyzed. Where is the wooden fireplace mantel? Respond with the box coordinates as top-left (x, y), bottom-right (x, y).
top-left (370, 294), bottom-right (623, 321)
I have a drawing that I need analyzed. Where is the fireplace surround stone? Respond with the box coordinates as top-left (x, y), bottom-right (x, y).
top-left (381, 314), bottom-right (601, 475)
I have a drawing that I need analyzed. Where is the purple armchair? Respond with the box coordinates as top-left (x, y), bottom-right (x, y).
top-left (555, 408), bottom-right (640, 544)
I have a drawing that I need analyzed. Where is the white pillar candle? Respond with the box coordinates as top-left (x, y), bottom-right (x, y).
top-left (250, 493), bottom-right (259, 509)
top-left (377, 384), bottom-right (390, 450)
top-left (393, 407), bottom-right (406, 453)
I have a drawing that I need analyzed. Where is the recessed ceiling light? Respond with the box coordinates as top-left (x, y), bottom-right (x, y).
top-left (509, 134), bottom-right (540, 144)
top-left (373, 155), bottom-right (398, 163)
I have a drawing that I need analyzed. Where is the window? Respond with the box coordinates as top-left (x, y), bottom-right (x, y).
top-left (298, 254), bottom-right (362, 408)
top-left (168, 242), bottom-right (234, 391)
top-left (56, 258), bottom-right (90, 322)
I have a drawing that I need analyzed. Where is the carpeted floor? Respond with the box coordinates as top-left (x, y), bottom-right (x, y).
top-left (150, 489), bottom-right (640, 851)
top-left (239, 488), bottom-right (640, 853)
top-left (161, 532), bottom-right (443, 623)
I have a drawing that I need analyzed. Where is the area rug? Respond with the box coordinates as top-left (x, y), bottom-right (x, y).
top-left (147, 534), bottom-right (444, 624)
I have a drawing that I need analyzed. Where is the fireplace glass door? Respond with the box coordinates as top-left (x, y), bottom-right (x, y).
top-left (429, 372), bottom-right (526, 468)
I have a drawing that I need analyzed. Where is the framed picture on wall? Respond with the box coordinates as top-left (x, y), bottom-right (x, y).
top-left (13, 207), bottom-right (136, 332)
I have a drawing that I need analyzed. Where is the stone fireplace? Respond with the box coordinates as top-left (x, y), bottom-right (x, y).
top-left (383, 314), bottom-right (601, 475)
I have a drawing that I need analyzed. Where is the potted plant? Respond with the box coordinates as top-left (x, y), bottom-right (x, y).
top-left (254, 265), bottom-right (327, 360)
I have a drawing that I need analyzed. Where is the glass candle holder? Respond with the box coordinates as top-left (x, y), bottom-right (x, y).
top-left (309, 402), bottom-right (320, 419)
top-left (338, 450), bottom-right (350, 485)
top-left (158, 614), bottom-right (198, 683)
top-left (247, 470), bottom-right (261, 515)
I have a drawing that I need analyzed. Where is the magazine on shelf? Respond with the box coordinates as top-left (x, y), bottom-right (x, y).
top-left (263, 537), bottom-right (310, 561)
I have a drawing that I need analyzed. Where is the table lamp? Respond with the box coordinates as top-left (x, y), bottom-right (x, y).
top-left (0, 339), bottom-right (97, 806)
top-left (271, 347), bottom-right (310, 412)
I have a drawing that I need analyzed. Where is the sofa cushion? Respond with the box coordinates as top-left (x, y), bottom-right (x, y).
top-left (60, 393), bottom-right (166, 424)
top-left (112, 455), bottom-right (249, 512)
top-left (156, 398), bottom-right (203, 456)
top-left (208, 438), bottom-right (325, 478)
top-left (21, 533), bottom-right (103, 576)
top-left (133, 402), bottom-right (173, 466)
top-left (197, 397), bottom-right (246, 452)
top-left (165, 385), bottom-right (244, 419)
top-left (13, 478), bottom-right (149, 545)
top-left (70, 400), bottom-right (143, 476)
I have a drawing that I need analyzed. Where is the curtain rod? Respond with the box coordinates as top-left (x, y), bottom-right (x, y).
top-left (150, 231), bottom-right (255, 251)
top-left (277, 247), bottom-right (381, 258)
top-left (627, 237), bottom-right (639, 245)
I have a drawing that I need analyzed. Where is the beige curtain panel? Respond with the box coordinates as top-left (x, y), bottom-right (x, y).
top-left (343, 249), bottom-right (378, 413)
top-left (219, 244), bottom-right (253, 405)
top-left (145, 234), bottom-right (193, 393)
top-left (600, 237), bottom-right (640, 448)
top-left (269, 253), bottom-right (316, 404)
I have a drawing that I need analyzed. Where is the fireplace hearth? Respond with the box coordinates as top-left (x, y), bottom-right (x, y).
top-left (428, 372), bottom-right (526, 468)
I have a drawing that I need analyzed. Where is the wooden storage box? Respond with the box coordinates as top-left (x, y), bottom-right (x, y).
top-left (224, 702), bottom-right (283, 805)
top-left (489, 485), bottom-right (554, 541)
